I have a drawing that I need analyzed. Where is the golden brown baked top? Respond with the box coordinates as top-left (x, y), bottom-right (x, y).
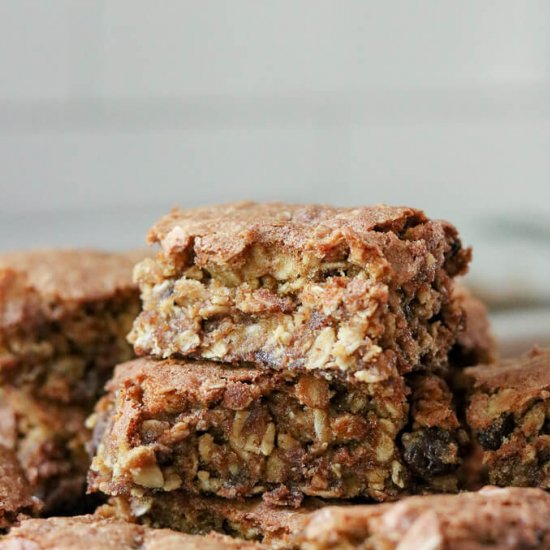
top-left (0, 249), bottom-right (139, 330)
top-left (466, 347), bottom-right (550, 396)
top-left (150, 202), bottom-right (468, 272)
top-left (106, 355), bottom-right (405, 416)
top-left (299, 487), bottom-right (550, 549)
top-left (0, 446), bottom-right (41, 530)
top-left (0, 515), bottom-right (263, 549)
top-left (109, 356), bottom-right (306, 407)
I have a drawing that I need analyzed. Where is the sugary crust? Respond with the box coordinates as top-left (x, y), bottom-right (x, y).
top-left (149, 202), bottom-right (465, 267)
top-left (451, 284), bottom-right (495, 367)
top-left (0, 249), bottom-right (139, 329)
top-left (465, 348), bottom-right (550, 488)
top-left (107, 494), bottom-right (320, 548)
top-left (0, 388), bottom-right (90, 514)
top-left (298, 487), bottom-right (550, 549)
top-left (89, 358), bottom-right (464, 503)
top-left (466, 348), bottom-right (550, 397)
top-left (132, 202), bottom-right (470, 379)
top-left (0, 446), bottom-right (41, 531)
top-left (0, 515), bottom-right (263, 549)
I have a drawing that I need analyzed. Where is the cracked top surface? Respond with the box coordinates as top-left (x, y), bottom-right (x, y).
top-left (466, 348), bottom-right (550, 396)
top-left (106, 356), bottom-right (402, 410)
top-left (149, 202), bottom-right (468, 273)
top-left (0, 249), bottom-right (140, 330)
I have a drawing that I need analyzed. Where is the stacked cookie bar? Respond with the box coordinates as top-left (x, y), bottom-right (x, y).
top-left (88, 202), bottom-right (481, 532)
top-left (0, 250), bottom-right (140, 512)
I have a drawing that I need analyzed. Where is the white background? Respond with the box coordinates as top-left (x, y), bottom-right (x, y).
top-left (0, 1), bottom-right (549, 351)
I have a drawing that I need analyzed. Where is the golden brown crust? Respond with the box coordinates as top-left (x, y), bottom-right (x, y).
top-left (149, 202), bottom-right (461, 265)
top-left (465, 348), bottom-right (550, 488)
top-left (0, 515), bottom-right (263, 549)
top-left (0, 446), bottom-right (41, 531)
top-left (0, 249), bottom-right (138, 326)
top-left (89, 358), bottom-right (464, 503)
top-left (467, 348), bottom-right (550, 395)
top-left (132, 202), bottom-right (470, 380)
top-left (0, 388), bottom-right (90, 514)
top-left (298, 487), bottom-right (550, 549)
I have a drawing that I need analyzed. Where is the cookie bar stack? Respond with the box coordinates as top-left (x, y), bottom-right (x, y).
top-left (0, 250), bottom-right (140, 512)
top-left (87, 202), bottom-right (487, 534)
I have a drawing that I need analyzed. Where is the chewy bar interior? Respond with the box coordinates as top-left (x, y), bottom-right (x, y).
top-left (88, 358), bottom-right (465, 505)
top-left (129, 202), bottom-right (470, 380)
top-left (0, 445), bottom-right (41, 531)
top-left (0, 249), bottom-right (140, 404)
top-left (297, 487), bottom-right (550, 550)
top-left (108, 494), bottom-right (319, 549)
top-left (465, 348), bottom-right (550, 489)
top-left (0, 387), bottom-right (90, 514)
top-left (0, 515), bottom-right (264, 550)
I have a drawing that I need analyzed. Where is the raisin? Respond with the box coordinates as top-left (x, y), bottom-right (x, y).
top-left (476, 414), bottom-right (514, 451)
top-left (401, 427), bottom-right (458, 478)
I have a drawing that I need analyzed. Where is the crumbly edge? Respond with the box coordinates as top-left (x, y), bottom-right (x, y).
top-left (0, 447), bottom-right (41, 531)
top-left (130, 223), bottom-right (467, 380)
top-left (0, 294), bottom-right (139, 403)
top-left (449, 285), bottom-right (496, 368)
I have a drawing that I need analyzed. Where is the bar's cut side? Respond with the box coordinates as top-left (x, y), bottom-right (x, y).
top-left (466, 348), bottom-right (550, 488)
top-left (450, 283), bottom-right (496, 368)
top-left (297, 487), bottom-right (550, 550)
top-left (0, 388), bottom-right (90, 513)
top-left (88, 358), bottom-right (465, 505)
top-left (0, 515), bottom-right (264, 550)
top-left (0, 445), bottom-right (41, 531)
top-left (0, 249), bottom-right (140, 403)
top-left (129, 202), bottom-right (470, 380)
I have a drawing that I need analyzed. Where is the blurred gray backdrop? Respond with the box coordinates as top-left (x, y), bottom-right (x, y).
top-left (1, 1), bottom-right (549, 351)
